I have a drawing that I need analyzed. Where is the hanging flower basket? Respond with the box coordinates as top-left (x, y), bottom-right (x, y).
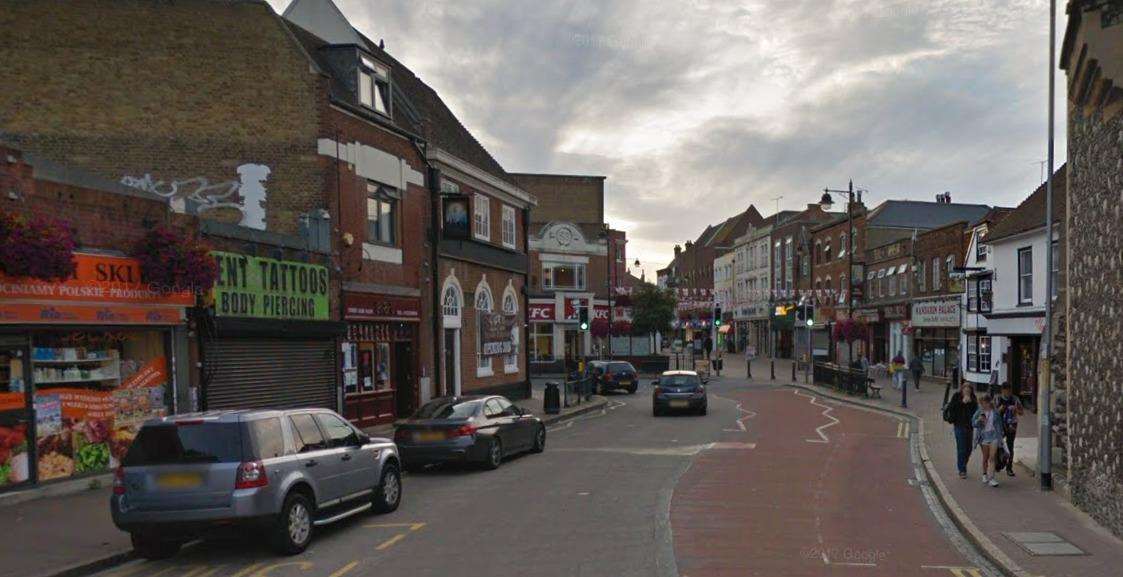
top-left (590, 317), bottom-right (611, 339)
top-left (832, 318), bottom-right (869, 343)
top-left (614, 294), bottom-right (632, 307)
top-left (611, 320), bottom-right (633, 337)
top-left (0, 211), bottom-right (77, 281)
top-left (133, 227), bottom-right (218, 295)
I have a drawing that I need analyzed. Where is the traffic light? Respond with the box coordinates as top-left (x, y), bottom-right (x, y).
top-left (796, 303), bottom-right (815, 322)
top-left (578, 306), bottom-right (589, 331)
top-left (713, 306), bottom-right (723, 326)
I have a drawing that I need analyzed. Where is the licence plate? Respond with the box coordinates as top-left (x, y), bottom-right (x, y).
top-left (416, 431), bottom-right (445, 442)
top-left (156, 472), bottom-right (203, 489)
top-left (620, 379), bottom-right (633, 385)
top-left (669, 400), bottom-right (689, 408)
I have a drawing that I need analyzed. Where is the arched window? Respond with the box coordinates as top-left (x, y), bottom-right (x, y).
top-left (839, 233), bottom-right (847, 258)
top-left (839, 274), bottom-right (847, 304)
top-left (503, 286), bottom-right (519, 373)
top-left (475, 278), bottom-right (494, 377)
top-left (441, 276), bottom-right (462, 329)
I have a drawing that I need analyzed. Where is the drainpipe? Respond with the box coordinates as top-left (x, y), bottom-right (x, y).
top-left (410, 137), bottom-right (442, 399)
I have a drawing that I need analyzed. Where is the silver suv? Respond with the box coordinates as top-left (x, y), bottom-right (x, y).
top-left (110, 409), bottom-right (401, 558)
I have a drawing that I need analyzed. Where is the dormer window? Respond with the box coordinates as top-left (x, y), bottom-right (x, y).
top-left (359, 55), bottom-right (391, 116)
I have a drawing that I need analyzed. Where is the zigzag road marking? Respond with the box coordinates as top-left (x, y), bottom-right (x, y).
top-left (711, 393), bottom-right (757, 432)
top-left (792, 388), bottom-right (840, 444)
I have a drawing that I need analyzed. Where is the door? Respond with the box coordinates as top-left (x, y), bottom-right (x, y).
top-left (314, 412), bottom-right (371, 500)
top-left (1012, 338), bottom-right (1038, 401)
top-left (0, 342), bottom-right (31, 490)
top-left (394, 342), bottom-right (415, 418)
top-left (481, 398), bottom-right (520, 450)
top-left (564, 328), bottom-right (582, 372)
top-left (288, 413), bottom-right (340, 505)
top-left (444, 329), bottom-right (460, 397)
top-left (497, 397), bottom-right (535, 450)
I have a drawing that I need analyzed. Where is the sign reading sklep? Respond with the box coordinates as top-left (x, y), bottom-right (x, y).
top-left (211, 251), bottom-right (329, 320)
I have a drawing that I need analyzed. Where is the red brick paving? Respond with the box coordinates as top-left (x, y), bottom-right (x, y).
top-left (672, 387), bottom-right (972, 577)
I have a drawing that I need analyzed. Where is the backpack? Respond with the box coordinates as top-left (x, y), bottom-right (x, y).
top-left (942, 401), bottom-right (956, 424)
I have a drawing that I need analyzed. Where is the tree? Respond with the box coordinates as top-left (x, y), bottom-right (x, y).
top-left (631, 285), bottom-right (677, 337)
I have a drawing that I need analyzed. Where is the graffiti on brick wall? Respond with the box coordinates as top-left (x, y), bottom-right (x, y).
top-left (119, 163), bottom-right (271, 230)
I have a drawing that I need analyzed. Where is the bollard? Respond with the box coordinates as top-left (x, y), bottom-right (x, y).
top-left (770, 359), bottom-right (776, 380)
top-left (792, 361), bottom-right (797, 383)
top-left (746, 357), bottom-right (752, 379)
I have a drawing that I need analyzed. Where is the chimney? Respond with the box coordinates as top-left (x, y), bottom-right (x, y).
top-left (674, 244), bottom-right (682, 257)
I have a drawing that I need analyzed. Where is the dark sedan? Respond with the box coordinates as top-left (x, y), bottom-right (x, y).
top-left (394, 395), bottom-right (545, 471)
top-left (652, 371), bottom-right (708, 416)
top-left (586, 360), bottom-right (639, 394)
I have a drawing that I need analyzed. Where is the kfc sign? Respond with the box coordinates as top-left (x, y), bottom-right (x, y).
top-left (529, 302), bottom-right (555, 321)
top-left (593, 305), bottom-right (610, 320)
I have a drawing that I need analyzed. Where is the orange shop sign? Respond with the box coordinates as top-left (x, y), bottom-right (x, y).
top-left (0, 253), bottom-right (194, 306)
top-left (0, 302), bottom-right (183, 325)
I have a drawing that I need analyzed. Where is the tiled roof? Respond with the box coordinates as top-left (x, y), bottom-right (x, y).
top-left (986, 164), bottom-right (1067, 243)
top-left (865, 199), bottom-right (992, 230)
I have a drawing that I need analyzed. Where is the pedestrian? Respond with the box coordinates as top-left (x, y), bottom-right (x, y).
top-left (973, 393), bottom-right (1004, 487)
top-left (909, 354), bottom-right (924, 390)
top-left (943, 382), bottom-right (978, 479)
top-left (891, 351), bottom-right (907, 390)
top-left (859, 354), bottom-right (870, 374)
top-left (704, 335), bottom-right (714, 359)
top-left (994, 383), bottom-right (1023, 477)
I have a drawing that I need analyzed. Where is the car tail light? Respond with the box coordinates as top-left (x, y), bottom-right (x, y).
top-left (113, 466), bottom-right (126, 495)
top-left (694, 386), bottom-right (706, 397)
top-left (235, 461), bottom-right (268, 489)
top-left (449, 424), bottom-right (477, 438)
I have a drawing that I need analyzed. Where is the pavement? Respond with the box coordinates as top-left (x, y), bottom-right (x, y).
top-left (4, 358), bottom-right (1120, 577)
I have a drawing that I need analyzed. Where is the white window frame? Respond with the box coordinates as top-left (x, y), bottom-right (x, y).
top-left (358, 55), bottom-right (391, 116)
top-left (1018, 247), bottom-right (1033, 304)
top-left (502, 287), bottom-right (519, 373)
top-left (501, 205), bottom-right (517, 249)
top-left (542, 262), bottom-right (586, 291)
top-left (931, 257), bottom-right (941, 291)
top-left (899, 267), bottom-right (908, 296)
top-left (1050, 240), bottom-right (1059, 300)
top-left (475, 279), bottom-right (494, 377)
top-left (365, 182), bottom-right (399, 246)
top-left (473, 194), bottom-right (490, 241)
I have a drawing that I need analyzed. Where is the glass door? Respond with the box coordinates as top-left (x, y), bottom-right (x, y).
top-left (0, 341), bottom-right (33, 490)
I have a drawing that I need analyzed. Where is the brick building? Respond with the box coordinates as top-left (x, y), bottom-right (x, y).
top-left (809, 209), bottom-right (867, 363)
top-left (856, 236), bottom-right (912, 365)
top-left (768, 205), bottom-right (834, 359)
top-left (0, 0), bottom-right (345, 414)
top-left (511, 174), bottom-right (613, 374)
top-left (0, 145), bottom-right (196, 492)
top-left (908, 221), bottom-right (972, 378)
top-left (1061, 0), bottom-right (1123, 537)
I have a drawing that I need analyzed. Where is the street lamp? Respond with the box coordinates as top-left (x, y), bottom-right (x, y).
top-left (821, 180), bottom-right (859, 365)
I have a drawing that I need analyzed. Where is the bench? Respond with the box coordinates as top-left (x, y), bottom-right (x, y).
top-left (866, 379), bottom-right (882, 398)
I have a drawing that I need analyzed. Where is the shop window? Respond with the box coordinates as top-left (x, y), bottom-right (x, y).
top-left (366, 183), bottom-right (399, 245)
top-left (503, 290), bottom-right (519, 373)
top-left (542, 263), bottom-right (585, 290)
top-left (473, 194), bottom-right (490, 241)
top-left (530, 324), bottom-right (554, 362)
top-left (1018, 247), bottom-right (1033, 304)
top-left (502, 205), bottom-right (517, 249)
top-left (30, 331), bottom-right (170, 483)
top-left (475, 284), bottom-right (494, 377)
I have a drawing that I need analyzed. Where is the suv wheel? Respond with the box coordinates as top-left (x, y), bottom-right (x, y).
top-left (530, 426), bottom-right (546, 453)
top-left (130, 533), bottom-right (181, 560)
top-left (271, 492), bottom-right (314, 555)
top-left (373, 462), bottom-right (402, 514)
top-left (483, 438), bottom-right (503, 470)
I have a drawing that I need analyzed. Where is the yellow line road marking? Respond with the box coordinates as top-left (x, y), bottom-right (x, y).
top-left (194, 567), bottom-right (225, 577)
top-left (229, 563), bottom-right (264, 577)
top-left (920, 565), bottom-right (983, 576)
top-left (376, 533), bottom-right (408, 550)
top-left (327, 561), bottom-right (359, 577)
top-left (365, 522), bottom-right (426, 531)
top-left (250, 561), bottom-right (312, 577)
top-left (104, 562), bottom-right (147, 577)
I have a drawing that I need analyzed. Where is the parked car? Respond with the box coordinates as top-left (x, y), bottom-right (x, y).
top-left (651, 370), bottom-right (708, 416)
top-left (394, 396), bottom-right (545, 471)
top-left (585, 360), bottom-right (639, 394)
top-left (111, 409), bottom-right (400, 559)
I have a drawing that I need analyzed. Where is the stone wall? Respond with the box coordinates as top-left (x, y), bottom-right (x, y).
top-left (1065, 103), bottom-right (1123, 538)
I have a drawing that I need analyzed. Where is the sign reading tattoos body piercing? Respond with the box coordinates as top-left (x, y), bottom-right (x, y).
top-left (211, 251), bottom-right (329, 320)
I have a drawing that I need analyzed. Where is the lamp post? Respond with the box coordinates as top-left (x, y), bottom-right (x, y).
top-left (820, 180), bottom-right (858, 365)
top-left (1040, 0), bottom-right (1056, 492)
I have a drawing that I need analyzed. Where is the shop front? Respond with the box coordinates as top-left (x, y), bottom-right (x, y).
top-left (341, 292), bottom-right (421, 428)
top-left (855, 308), bottom-right (885, 363)
top-left (201, 251), bottom-right (345, 412)
top-left (527, 296), bottom-right (608, 374)
top-left (911, 296), bottom-right (961, 380)
top-left (0, 254), bottom-right (191, 492)
top-left (883, 304), bottom-right (910, 362)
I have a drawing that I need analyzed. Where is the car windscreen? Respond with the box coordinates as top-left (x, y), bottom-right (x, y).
top-left (123, 422), bottom-right (244, 466)
top-left (607, 362), bottom-right (635, 373)
top-left (658, 375), bottom-right (701, 388)
top-left (413, 399), bottom-right (482, 420)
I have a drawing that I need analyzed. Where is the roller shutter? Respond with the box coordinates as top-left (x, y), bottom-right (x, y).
top-left (203, 338), bottom-right (336, 411)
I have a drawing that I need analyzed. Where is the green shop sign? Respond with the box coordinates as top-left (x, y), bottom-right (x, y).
top-left (211, 251), bottom-right (330, 320)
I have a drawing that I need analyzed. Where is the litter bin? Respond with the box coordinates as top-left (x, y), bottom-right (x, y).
top-left (544, 382), bottom-right (561, 414)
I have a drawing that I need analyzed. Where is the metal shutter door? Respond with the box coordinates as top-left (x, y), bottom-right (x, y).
top-left (203, 338), bottom-right (336, 410)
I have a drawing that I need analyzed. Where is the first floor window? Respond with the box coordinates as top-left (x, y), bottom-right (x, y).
top-left (366, 183), bottom-right (399, 245)
top-left (1018, 247), bottom-right (1033, 304)
top-left (1051, 240), bottom-right (1059, 300)
top-left (474, 194), bottom-right (491, 241)
top-left (502, 205), bottom-right (517, 249)
top-left (967, 336), bottom-right (978, 372)
top-left (529, 324), bottom-right (553, 362)
top-left (542, 263), bottom-right (586, 290)
top-left (979, 278), bottom-right (992, 312)
top-left (932, 257), bottom-right (941, 290)
top-left (899, 268), bottom-right (909, 295)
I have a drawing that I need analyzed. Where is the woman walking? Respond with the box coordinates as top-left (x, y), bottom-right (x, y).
top-left (945, 382), bottom-right (978, 479)
top-left (974, 393), bottom-right (1004, 487)
top-left (891, 351), bottom-right (907, 390)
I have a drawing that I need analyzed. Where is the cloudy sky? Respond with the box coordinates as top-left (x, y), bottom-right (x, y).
top-left (272, 0), bottom-right (1066, 279)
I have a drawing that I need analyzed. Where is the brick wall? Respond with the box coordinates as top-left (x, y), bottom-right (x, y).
top-left (511, 173), bottom-right (604, 225)
top-left (0, 0), bottom-right (324, 235)
top-left (912, 222), bottom-right (969, 299)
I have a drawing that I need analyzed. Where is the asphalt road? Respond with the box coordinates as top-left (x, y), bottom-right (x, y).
top-left (95, 377), bottom-right (997, 577)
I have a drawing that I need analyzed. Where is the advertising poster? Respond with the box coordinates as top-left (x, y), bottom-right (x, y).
top-left (481, 312), bottom-right (516, 356)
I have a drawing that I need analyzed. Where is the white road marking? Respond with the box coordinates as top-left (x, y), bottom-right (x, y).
top-left (793, 389), bottom-right (841, 443)
top-left (553, 444), bottom-right (716, 456)
top-left (712, 393), bottom-right (757, 432)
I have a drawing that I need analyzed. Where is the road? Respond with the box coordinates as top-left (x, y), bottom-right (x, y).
top-left (95, 377), bottom-right (998, 577)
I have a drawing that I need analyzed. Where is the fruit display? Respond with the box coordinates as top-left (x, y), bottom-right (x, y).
top-left (0, 424), bottom-right (30, 485)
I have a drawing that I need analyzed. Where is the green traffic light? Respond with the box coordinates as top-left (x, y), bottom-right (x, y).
top-left (580, 322), bottom-right (589, 331)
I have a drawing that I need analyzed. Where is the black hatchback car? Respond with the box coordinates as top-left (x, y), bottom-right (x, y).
top-left (585, 360), bottom-right (639, 394)
top-left (394, 396), bottom-right (545, 471)
top-left (651, 371), bottom-right (708, 416)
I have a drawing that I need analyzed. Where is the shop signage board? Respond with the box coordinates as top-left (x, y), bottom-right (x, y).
top-left (911, 296), bottom-right (960, 327)
top-left (0, 303), bottom-right (183, 325)
top-left (480, 312), bottom-right (515, 355)
top-left (528, 302), bottom-right (555, 322)
top-left (883, 303), bottom-right (909, 320)
top-left (343, 293), bottom-right (420, 322)
top-left (211, 251), bottom-right (329, 320)
top-left (0, 254), bottom-right (195, 306)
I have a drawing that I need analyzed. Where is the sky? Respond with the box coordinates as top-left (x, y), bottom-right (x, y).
top-left (271, 0), bottom-right (1068, 280)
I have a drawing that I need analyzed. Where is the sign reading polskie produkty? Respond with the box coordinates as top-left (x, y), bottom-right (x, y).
top-left (211, 251), bottom-right (329, 320)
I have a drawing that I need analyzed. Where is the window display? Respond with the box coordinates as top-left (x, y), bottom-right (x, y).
top-left (32, 331), bottom-right (169, 481)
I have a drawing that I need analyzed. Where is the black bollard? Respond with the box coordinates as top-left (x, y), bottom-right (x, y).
top-left (792, 361), bottom-right (797, 383)
top-left (746, 357), bottom-right (752, 379)
top-left (770, 359), bottom-right (776, 380)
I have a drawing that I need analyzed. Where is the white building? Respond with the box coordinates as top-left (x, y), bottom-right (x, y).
top-left (713, 250), bottom-right (736, 350)
top-left (960, 211), bottom-right (1008, 388)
